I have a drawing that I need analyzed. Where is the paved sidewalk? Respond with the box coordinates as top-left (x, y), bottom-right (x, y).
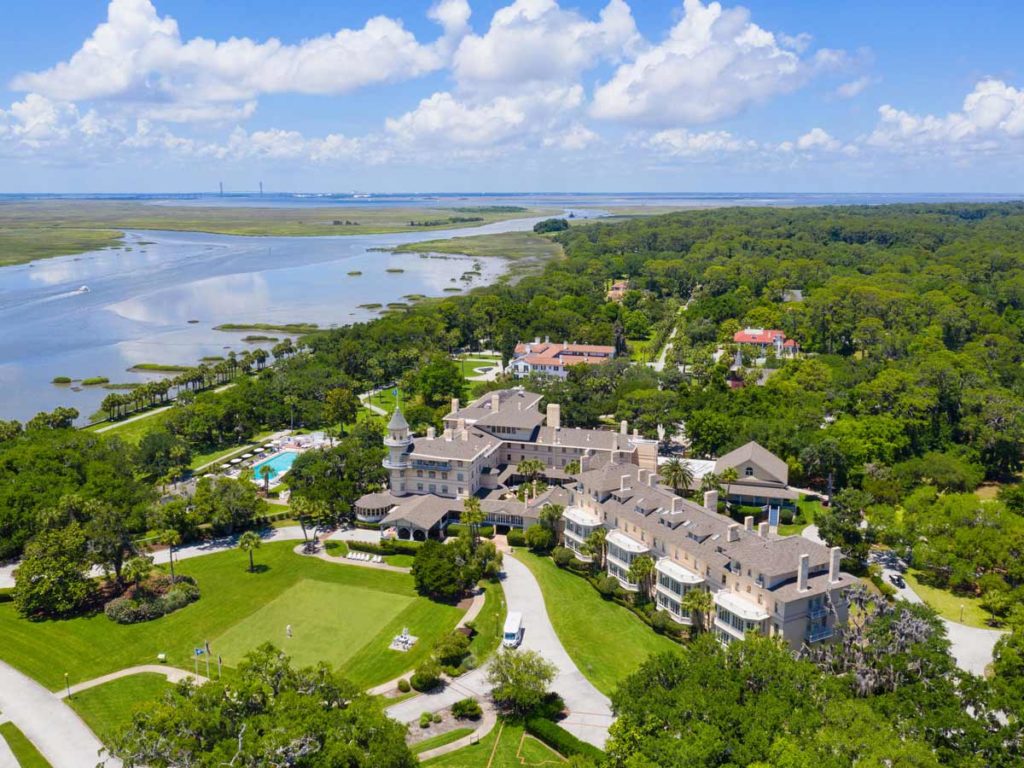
top-left (0, 659), bottom-right (119, 768)
top-left (415, 704), bottom-right (498, 761)
top-left (0, 730), bottom-right (17, 768)
top-left (60, 665), bottom-right (205, 698)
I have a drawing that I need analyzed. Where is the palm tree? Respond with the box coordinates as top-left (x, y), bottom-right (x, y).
top-left (681, 588), bottom-right (713, 635)
top-left (284, 395), bottom-right (299, 430)
top-left (123, 555), bottom-right (154, 590)
top-left (661, 457), bottom-right (695, 495)
top-left (564, 459), bottom-right (581, 476)
top-left (461, 496), bottom-right (485, 549)
top-left (259, 464), bottom-right (273, 493)
top-left (517, 458), bottom-right (544, 483)
top-left (583, 528), bottom-right (607, 569)
top-left (700, 472), bottom-right (723, 495)
top-left (627, 554), bottom-right (655, 602)
top-left (160, 529), bottom-right (181, 583)
top-left (239, 531), bottom-right (262, 572)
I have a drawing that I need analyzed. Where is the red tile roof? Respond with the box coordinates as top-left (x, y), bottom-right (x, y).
top-left (734, 329), bottom-right (785, 344)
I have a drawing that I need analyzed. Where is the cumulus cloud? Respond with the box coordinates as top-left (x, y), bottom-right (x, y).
top-left (590, 0), bottom-right (829, 126)
top-left (453, 0), bottom-right (638, 90)
top-left (11, 0), bottom-right (463, 121)
top-left (867, 79), bottom-right (1024, 152)
top-left (644, 128), bottom-right (754, 157)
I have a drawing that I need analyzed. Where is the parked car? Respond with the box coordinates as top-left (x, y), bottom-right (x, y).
top-left (889, 573), bottom-right (906, 589)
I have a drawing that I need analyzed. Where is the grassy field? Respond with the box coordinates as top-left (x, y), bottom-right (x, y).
top-left (516, 552), bottom-right (680, 696)
top-left (0, 722), bottom-right (52, 768)
top-left (365, 387), bottom-right (405, 414)
top-left (0, 201), bottom-right (553, 266)
top-left (904, 571), bottom-right (994, 628)
top-left (423, 721), bottom-right (565, 767)
top-left (67, 673), bottom-right (174, 744)
top-left (413, 727), bottom-right (477, 755)
top-left (468, 581), bottom-right (507, 662)
top-left (85, 407), bottom-right (174, 443)
top-left (0, 541), bottom-right (463, 691)
top-left (458, 357), bottom-right (502, 379)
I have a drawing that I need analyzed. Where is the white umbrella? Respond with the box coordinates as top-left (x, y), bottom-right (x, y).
top-left (242, 453), bottom-right (254, 459)
top-left (230, 458), bottom-right (242, 464)
top-left (220, 464), bottom-right (231, 469)
top-left (263, 444), bottom-right (275, 450)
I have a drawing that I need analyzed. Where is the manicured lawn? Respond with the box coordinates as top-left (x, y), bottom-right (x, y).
top-left (423, 721), bottom-right (565, 767)
top-left (86, 406), bottom-right (173, 441)
top-left (412, 727), bottom-right (475, 755)
top-left (457, 357), bottom-right (501, 379)
top-left (68, 673), bottom-right (174, 743)
top-left (516, 552), bottom-right (680, 696)
top-left (468, 581), bottom-right (507, 662)
top-left (0, 541), bottom-right (462, 691)
top-left (213, 580), bottom-right (413, 669)
top-left (0, 722), bottom-right (52, 767)
top-left (366, 387), bottom-right (405, 414)
top-left (190, 430), bottom-right (278, 471)
top-left (904, 570), bottom-right (994, 628)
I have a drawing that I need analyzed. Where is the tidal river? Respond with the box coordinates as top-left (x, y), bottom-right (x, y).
top-left (0, 212), bottom-right (587, 423)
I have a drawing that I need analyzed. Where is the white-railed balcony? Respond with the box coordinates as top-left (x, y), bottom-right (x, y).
top-left (655, 591), bottom-right (693, 625)
top-left (713, 590), bottom-right (769, 641)
top-left (806, 624), bottom-right (834, 643)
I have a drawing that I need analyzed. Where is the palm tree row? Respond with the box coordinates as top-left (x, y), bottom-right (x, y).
top-left (100, 346), bottom-right (284, 422)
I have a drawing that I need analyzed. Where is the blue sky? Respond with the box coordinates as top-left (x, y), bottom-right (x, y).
top-left (0, 0), bottom-right (1021, 193)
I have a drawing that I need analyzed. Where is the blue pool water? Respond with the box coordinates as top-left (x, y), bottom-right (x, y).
top-left (253, 451), bottom-right (299, 480)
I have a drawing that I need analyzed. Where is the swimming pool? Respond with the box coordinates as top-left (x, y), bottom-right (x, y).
top-left (252, 451), bottom-right (299, 481)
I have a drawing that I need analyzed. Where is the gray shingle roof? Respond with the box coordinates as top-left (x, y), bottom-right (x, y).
top-left (715, 441), bottom-right (788, 483)
top-left (387, 408), bottom-right (409, 431)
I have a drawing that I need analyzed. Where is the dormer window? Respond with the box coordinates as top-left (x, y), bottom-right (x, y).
top-left (744, 467), bottom-right (754, 477)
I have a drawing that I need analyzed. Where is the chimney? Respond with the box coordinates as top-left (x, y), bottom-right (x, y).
top-left (758, 521), bottom-right (769, 537)
top-left (727, 524), bottom-right (740, 543)
top-left (620, 474), bottom-right (630, 492)
top-left (703, 490), bottom-right (718, 512)
top-left (648, 473), bottom-right (657, 487)
top-left (620, 420), bottom-right (628, 435)
top-left (426, 427), bottom-right (436, 439)
top-left (632, 428), bottom-right (639, 440)
top-left (444, 429), bottom-right (452, 442)
top-left (457, 418), bottom-right (466, 432)
top-left (671, 497), bottom-right (682, 513)
top-left (829, 546), bottom-right (842, 583)
top-left (546, 403), bottom-right (561, 430)
top-left (545, 335), bottom-right (550, 344)
top-left (490, 393), bottom-right (500, 412)
top-left (461, 428), bottom-right (469, 442)
top-left (534, 336), bottom-right (540, 344)
top-left (638, 468), bottom-right (649, 485)
top-left (798, 554), bottom-right (809, 591)
top-left (451, 397), bottom-right (460, 413)
top-left (580, 454), bottom-right (589, 472)
top-left (744, 515), bottom-right (754, 532)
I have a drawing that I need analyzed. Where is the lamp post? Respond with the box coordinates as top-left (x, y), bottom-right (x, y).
top-left (959, 604), bottom-right (965, 623)
top-left (64, 672), bottom-right (71, 699)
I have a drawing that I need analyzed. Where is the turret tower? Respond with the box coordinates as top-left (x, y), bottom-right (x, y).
top-left (383, 408), bottom-right (412, 495)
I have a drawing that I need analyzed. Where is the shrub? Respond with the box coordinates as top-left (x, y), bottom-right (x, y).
top-left (397, 678), bottom-right (411, 693)
top-left (650, 610), bottom-right (675, 634)
top-left (524, 525), bottom-right (554, 552)
top-left (595, 574), bottom-right (620, 598)
top-left (411, 660), bottom-right (442, 692)
top-left (525, 716), bottom-right (605, 762)
top-left (419, 712), bottom-right (433, 728)
top-left (551, 546), bottom-right (575, 568)
top-left (104, 577), bottom-right (200, 624)
top-left (434, 632), bottom-right (471, 667)
top-left (507, 529), bottom-right (526, 547)
top-left (451, 698), bottom-right (483, 720)
top-left (349, 539), bottom-right (422, 556)
top-left (447, 523), bottom-right (495, 539)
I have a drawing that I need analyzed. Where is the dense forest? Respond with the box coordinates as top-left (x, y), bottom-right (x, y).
top-left (3, 203), bottom-right (1024, 765)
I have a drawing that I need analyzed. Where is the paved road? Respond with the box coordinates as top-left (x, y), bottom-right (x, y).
top-left (387, 553), bottom-right (614, 749)
top-left (870, 551), bottom-right (1005, 676)
top-left (0, 659), bottom-right (120, 768)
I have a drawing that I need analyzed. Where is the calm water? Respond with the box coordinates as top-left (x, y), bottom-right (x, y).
top-left (0, 213), bottom-right (592, 423)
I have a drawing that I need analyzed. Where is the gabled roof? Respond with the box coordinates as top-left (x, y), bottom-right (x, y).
top-left (714, 441), bottom-right (788, 484)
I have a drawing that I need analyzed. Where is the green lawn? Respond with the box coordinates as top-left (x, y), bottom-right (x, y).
top-left (0, 541), bottom-right (462, 691)
top-left (0, 722), bottom-right (52, 768)
top-left (365, 387), bottom-right (405, 414)
top-left (515, 552), bottom-right (680, 696)
top-left (423, 721), bottom-right (565, 767)
top-left (904, 570), bottom-right (994, 628)
top-left (67, 673), bottom-right (174, 744)
top-left (85, 406), bottom-right (173, 441)
top-left (412, 727), bottom-right (476, 755)
top-left (189, 430), bottom-right (278, 471)
top-left (468, 581), bottom-right (507, 663)
top-left (458, 358), bottom-right (502, 379)
top-left (214, 580), bottom-right (413, 669)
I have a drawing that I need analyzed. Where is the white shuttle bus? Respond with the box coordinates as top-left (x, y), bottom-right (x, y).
top-left (502, 611), bottom-right (524, 648)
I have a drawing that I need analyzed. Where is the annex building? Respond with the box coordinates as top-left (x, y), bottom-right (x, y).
top-left (506, 339), bottom-right (617, 378)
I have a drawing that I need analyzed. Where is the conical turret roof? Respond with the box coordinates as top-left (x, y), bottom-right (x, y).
top-left (388, 408), bottom-right (409, 430)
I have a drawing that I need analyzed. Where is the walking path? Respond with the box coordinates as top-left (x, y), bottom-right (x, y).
top-left (0, 733), bottom-right (16, 768)
top-left (0, 659), bottom-right (120, 768)
top-left (415, 704), bottom-right (499, 762)
top-left (868, 551), bottom-right (1006, 676)
top-left (59, 665), bottom-right (205, 699)
top-left (386, 552), bottom-right (614, 749)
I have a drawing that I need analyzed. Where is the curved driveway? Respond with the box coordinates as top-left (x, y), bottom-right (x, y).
top-left (387, 552), bottom-right (614, 749)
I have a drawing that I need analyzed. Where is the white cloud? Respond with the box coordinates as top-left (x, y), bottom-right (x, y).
top-left (867, 79), bottom-right (1024, 152)
top-left (796, 127), bottom-right (841, 151)
top-left (543, 123), bottom-right (599, 150)
top-left (11, 0), bottom-right (463, 122)
top-left (453, 0), bottom-right (638, 91)
top-left (591, 0), bottom-right (826, 126)
top-left (644, 128), bottom-right (753, 157)
top-left (836, 76), bottom-right (871, 99)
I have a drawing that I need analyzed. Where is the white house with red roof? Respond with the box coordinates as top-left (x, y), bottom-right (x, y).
top-left (507, 337), bottom-right (617, 378)
top-left (733, 328), bottom-right (800, 357)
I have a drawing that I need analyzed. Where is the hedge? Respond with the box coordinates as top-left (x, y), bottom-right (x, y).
top-left (348, 539), bottom-right (423, 556)
top-left (525, 716), bottom-right (604, 762)
top-left (507, 530), bottom-right (526, 547)
top-left (446, 523), bottom-right (495, 539)
top-left (105, 577), bottom-right (200, 624)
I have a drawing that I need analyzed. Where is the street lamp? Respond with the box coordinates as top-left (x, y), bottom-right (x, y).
top-left (959, 604), bottom-right (965, 623)
top-left (64, 672), bottom-right (71, 699)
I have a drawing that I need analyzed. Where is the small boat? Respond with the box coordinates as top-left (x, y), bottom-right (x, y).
top-left (76, 285), bottom-right (90, 293)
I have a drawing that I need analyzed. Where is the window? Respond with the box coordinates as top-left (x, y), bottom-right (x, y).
top-left (745, 467), bottom-right (754, 477)
top-left (417, 483), bottom-right (424, 491)
top-left (417, 470), bottom-right (423, 477)
top-left (457, 472), bottom-right (464, 481)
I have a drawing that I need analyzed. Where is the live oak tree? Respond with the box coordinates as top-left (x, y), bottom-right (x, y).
top-left (487, 648), bottom-right (556, 715)
top-left (13, 522), bottom-right (93, 619)
top-left (109, 644), bottom-right (416, 768)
